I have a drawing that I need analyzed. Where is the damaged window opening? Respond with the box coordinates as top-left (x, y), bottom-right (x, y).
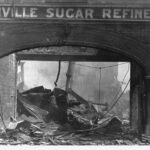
top-left (15, 57), bottom-right (131, 145)
top-left (4, 44), bottom-right (149, 145)
top-left (0, 49), bottom-right (134, 145)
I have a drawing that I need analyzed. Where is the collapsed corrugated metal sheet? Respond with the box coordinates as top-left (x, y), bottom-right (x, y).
top-left (0, 86), bottom-right (143, 145)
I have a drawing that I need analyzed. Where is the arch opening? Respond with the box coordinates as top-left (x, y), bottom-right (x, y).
top-left (16, 46), bottom-right (132, 133)
top-left (1, 45), bottom-right (143, 143)
top-left (0, 37), bottom-right (146, 144)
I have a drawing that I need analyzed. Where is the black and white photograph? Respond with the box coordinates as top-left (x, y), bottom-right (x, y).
top-left (0, 0), bottom-right (149, 147)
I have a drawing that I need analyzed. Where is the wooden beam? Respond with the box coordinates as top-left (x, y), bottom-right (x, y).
top-left (65, 62), bottom-right (74, 92)
top-left (16, 51), bottom-right (130, 62)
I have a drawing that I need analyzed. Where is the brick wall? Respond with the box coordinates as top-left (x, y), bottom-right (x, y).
top-left (0, 54), bottom-right (16, 128)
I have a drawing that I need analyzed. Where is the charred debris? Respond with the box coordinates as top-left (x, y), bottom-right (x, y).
top-left (0, 85), bottom-right (147, 145)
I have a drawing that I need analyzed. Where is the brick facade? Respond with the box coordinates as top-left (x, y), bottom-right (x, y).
top-left (0, 54), bottom-right (16, 128)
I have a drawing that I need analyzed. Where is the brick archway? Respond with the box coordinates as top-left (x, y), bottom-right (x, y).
top-left (0, 21), bottom-right (148, 134)
top-left (0, 22), bottom-right (149, 74)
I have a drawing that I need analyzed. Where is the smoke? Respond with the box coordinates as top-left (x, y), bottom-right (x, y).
top-left (21, 61), bottom-right (130, 92)
top-left (22, 61), bottom-right (68, 90)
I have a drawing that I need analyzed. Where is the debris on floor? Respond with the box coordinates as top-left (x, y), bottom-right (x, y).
top-left (0, 86), bottom-right (148, 145)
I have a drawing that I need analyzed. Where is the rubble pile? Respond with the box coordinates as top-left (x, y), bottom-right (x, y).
top-left (0, 86), bottom-right (148, 145)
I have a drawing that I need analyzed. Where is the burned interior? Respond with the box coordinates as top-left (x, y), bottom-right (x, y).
top-left (0, 46), bottom-right (143, 145)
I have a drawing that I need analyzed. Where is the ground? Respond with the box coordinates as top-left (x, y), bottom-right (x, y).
top-left (0, 121), bottom-right (149, 145)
